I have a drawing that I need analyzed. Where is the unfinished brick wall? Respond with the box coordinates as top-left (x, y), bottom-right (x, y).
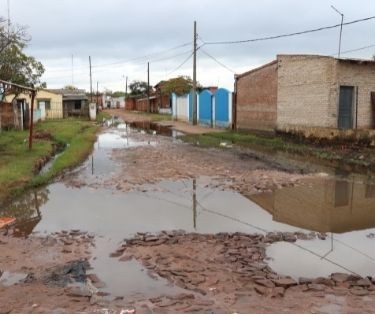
top-left (236, 60), bottom-right (278, 130)
top-left (336, 61), bottom-right (375, 129)
top-left (276, 55), bottom-right (336, 131)
top-left (0, 102), bottom-right (15, 128)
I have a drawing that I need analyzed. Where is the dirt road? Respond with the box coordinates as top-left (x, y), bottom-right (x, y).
top-left (1, 117), bottom-right (374, 313)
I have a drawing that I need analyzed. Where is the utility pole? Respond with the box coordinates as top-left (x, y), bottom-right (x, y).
top-left (147, 62), bottom-right (150, 113)
top-left (331, 5), bottom-right (344, 58)
top-left (96, 81), bottom-right (99, 106)
top-left (125, 76), bottom-right (128, 96)
top-left (192, 21), bottom-right (197, 125)
top-left (7, 0), bottom-right (10, 37)
top-left (71, 54), bottom-right (74, 86)
top-left (89, 56), bottom-right (93, 103)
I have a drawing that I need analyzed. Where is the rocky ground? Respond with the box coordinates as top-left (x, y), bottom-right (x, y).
top-left (1, 114), bottom-right (374, 313)
top-left (113, 231), bottom-right (375, 313)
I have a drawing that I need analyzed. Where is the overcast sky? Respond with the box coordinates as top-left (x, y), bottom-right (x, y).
top-left (1, 0), bottom-right (375, 92)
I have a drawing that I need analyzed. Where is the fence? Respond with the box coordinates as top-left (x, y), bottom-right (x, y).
top-left (172, 88), bottom-right (232, 128)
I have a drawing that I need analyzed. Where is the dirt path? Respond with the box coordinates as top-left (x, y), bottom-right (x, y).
top-left (1, 122), bottom-right (374, 313)
top-left (105, 109), bottom-right (222, 135)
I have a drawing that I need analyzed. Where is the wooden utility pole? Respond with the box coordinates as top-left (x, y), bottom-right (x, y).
top-left (89, 56), bottom-right (93, 103)
top-left (96, 81), bottom-right (99, 106)
top-left (125, 76), bottom-right (128, 95)
top-left (147, 62), bottom-right (150, 113)
top-left (192, 21), bottom-right (197, 125)
top-left (71, 54), bottom-right (74, 86)
top-left (28, 91), bottom-right (36, 150)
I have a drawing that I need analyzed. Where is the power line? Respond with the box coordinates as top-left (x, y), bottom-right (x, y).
top-left (44, 49), bottom-right (194, 80)
top-left (199, 48), bottom-right (236, 73)
top-left (45, 42), bottom-right (192, 74)
top-left (337, 43), bottom-right (375, 56)
top-left (167, 51), bottom-right (194, 76)
top-left (204, 15), bottom-right (375, 45)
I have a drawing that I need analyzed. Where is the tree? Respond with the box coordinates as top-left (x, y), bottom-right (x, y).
top-left (129, 80), bottom-right (149, 96)
top-left (0, 17), bottom-right (28, 54)
top-left (112, 91), bottom-right (126, 98)
top-left (158, 76), bottom-right (201, 96)
top-left (0, 17), bottom-right (45, 88)
top-left (63, 85), bottom-right (78, 91)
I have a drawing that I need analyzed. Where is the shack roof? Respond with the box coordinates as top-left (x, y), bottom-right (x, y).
top-left (46, 89), bottom-right (88, 100)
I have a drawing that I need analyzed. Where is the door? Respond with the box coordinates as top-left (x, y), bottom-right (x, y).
top-left (338, 86), bottom-right (354, 129)
top-left (38, 101), bottom-right (46, 121)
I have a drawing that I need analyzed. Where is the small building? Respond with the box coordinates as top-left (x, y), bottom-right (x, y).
top-left (47, 89), bottom-right (88, 117)
top-left (235, 54), bottom-right (375, 135)
top-left (6, 89), bottom-right (64, 122)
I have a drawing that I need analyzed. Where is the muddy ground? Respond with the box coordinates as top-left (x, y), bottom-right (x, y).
top-left (1, 112), bottom-right (374, 313)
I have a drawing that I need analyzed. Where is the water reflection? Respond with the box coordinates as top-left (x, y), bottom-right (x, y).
top-left (0, 189), bottom-right (48, 237)
top-left (250, 177), bottom-right (375, 233)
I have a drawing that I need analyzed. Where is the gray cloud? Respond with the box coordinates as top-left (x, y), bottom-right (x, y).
top-left (1, 0), bottom-right (374, 91)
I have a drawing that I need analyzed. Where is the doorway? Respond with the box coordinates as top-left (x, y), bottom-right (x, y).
top-left (338, 86), bottom-right (354, 129)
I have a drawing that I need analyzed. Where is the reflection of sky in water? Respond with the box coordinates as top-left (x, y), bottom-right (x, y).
top-left (250, 176), bottom-right (375, 279)
top-left (3, 126), bottom-right (375, 292)
top-left (0, 271), bottom-right (27, 287)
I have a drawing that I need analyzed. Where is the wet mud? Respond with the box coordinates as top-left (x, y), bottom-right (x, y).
top-left (1, 118), bottom-right (375, 313)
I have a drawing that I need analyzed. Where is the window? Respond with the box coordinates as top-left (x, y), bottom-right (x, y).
top-left (37, 99), bottom-right (51, 110)
top-left (74, 101), bottom-right (81, 110)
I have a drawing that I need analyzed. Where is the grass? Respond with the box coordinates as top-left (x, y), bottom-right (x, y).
top-left (182, 131), bottom-right (375, 171)
top-left (96, 110), bottom-right (111, 123)
top-left (0, 119), bottom-right (99, 203)
top-left (134, 112), bottom-right (172, 121)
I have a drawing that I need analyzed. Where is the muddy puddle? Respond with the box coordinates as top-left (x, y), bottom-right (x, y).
top-left (2, 124), bottom-right (375, 297)
top-left (0, 271), bottom-right (28, 287)
top-left (250, 176), bottom-right (375, 279)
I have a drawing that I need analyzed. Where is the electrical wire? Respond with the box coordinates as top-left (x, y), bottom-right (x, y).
top-left (199, 48), bottom-right (236, 73)
top-left (44, 49), bottom-right (194, 80)
top-left (166, 51), bottom-right (194, 76)
top-left (335, 43), bottom-right (375, 56)
top-left (204, 15), bottom-right (375, 45)
top-left (45, 42), bottom-right (192, 74)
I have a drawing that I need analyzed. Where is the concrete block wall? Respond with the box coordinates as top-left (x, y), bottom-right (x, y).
top-left (276, 55), bottom-right (336, 130)
top-left (236, 60), bottom-right (278, 130)
top-left (336, 60), bottom-right (375, 129)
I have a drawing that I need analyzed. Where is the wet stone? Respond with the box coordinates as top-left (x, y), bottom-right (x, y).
top-left (271, 287), bottom-right (285, 298)
top-left (307, 284), bottom-right (326, 292)
top-left (350, 287), bottom-right (369, 296)
top-left (352, 278), bottom-right (372, 287)
top-left (254, 278), bottom-right (275, 288)
top-left (331, 273), bottom-right (349, 283)
top-left (254, 285), bottom-right (267, 295)
top-left (299, 277), bottom-right (313, 285)
top-left (313, 277), bottom-right (334, 287)
top-left (65, 285), bottom-right (92, 297)
top-left (273, 277), bottom-right (297, 288)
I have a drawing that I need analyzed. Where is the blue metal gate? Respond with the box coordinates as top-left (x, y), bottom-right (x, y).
top-left (214, 88), bottom-right (231, 127)
top-left (199, 90), bottom-right (213, 126)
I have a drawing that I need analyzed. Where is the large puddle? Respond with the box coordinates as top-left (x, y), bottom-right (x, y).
top-left (250, 176), bottom-right (375, 279)
top-left (1, 122), bottom-right (375, 296)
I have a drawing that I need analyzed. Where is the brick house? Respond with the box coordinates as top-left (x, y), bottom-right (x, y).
top-left (235, 54), bottom-right (375, 134)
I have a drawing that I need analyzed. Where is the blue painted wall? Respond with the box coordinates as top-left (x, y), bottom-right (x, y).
top-left (188, 91), bottom-right (193, 122)
top-left (214, 88), bottom-right (230, 127)
top-left (198, 90), bottom-right (213, 126)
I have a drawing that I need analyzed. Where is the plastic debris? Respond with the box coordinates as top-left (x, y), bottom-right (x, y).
top-left (0, 217), bottom-right (16, 229)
